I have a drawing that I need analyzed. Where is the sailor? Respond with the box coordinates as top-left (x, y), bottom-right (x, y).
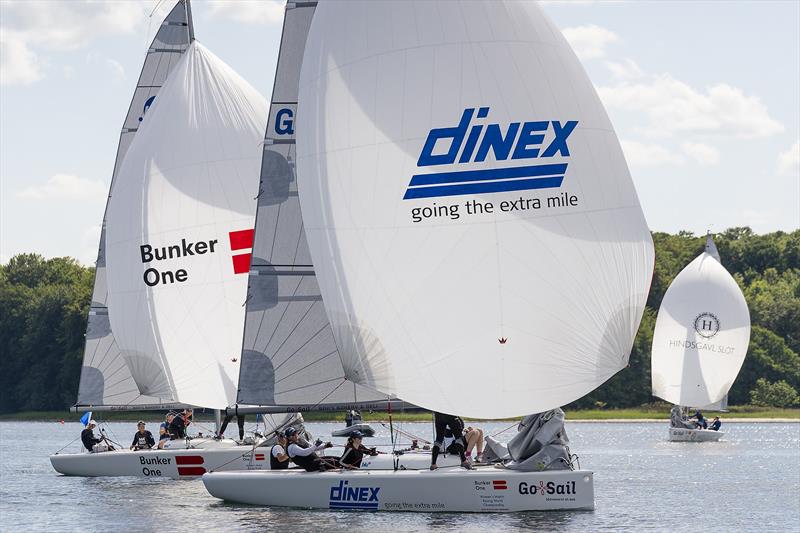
top-left (692, 411), bottom-right (708, 429)
top-left (709, 416), bottom-right (722, 431)
top-left (158, 413), bottom-right (173, 448)
top-left (270, 434), bottom-right (291, 470)
top-left (431, 411), bottom-right (472, 470)
top-left (463, 424), bottom-right (485, 463)
top-left (344, 410), bottom-right (361, 428)
top-left (81, 420), bottom-right (102, 452)
top-left (169, 409), bottom-right (191, 439)
top-left (284, 427), bottom-right (337, 471)
top-left (218, 414), bottom-right (246, 441)
top-left (339, 430), bottom-right (378, 469)
top-left (130, 421), bottom-right (155, 450)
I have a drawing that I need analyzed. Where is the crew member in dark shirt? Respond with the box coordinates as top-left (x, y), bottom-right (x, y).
top-left (130, 421), bottom-right (156, 450)
top-left (339, 430), bottom-right (378, 469)
top-left (709, 416), bottom-right (722, 431)
top-left (168, 409), bottom-right (192, 439)
top-left (270, 434), bottom-right (291, 470)
top-left (81, 420), bottom-right (102, 452)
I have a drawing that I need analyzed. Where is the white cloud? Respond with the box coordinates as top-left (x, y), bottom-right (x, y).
top-left (87, 53), bottom-right (126, 82)
top-left (17, 173), bottom-right (107, 201)
top-left (605, 58), bottom-right (644, 81)
top-left (777, 140), bottom-right (800, 177)
top-left (0, 1), bottom-right (150, 85)
top-left (207, 0), bottom-right (284, 25)
top-left (0, 31), bottom-right (44, 85)
top-left (598, 74), bottom-right (784, 139)
top-left (681, 142), bottom-right (720, 166)
top-left (562, 24), bottom-right (620, 60)
top-left (620, 140), bottom-right (683, 167)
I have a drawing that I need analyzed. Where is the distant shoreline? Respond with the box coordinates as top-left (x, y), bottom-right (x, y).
top-left (1, 407), bottom-right (797, 423)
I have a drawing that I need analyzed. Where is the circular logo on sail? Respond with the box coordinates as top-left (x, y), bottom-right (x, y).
top-left (694, 312), bottom-right (720, 339)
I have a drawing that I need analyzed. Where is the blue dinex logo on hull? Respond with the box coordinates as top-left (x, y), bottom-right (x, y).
top-left (329, 480), bottom-right (380, 510)
top-left (403, 107), bottom-right (577, 200)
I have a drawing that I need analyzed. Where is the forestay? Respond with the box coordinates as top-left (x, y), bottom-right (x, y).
top-left (77, 0), bottom-right (194, 409)
top-left (106, 41), bottom-right (267, 409)
top-left (236, 1), bottom-right (388, 410)
top-left (296, 1), bottom-right (654, 418)
top-left (651, 235), bottom-right (751, 407)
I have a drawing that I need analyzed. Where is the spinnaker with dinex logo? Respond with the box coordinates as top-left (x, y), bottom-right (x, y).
top-left (105, 41), bottom-right (267, 410)
top-left (296, 0), bottom-right (654, 419)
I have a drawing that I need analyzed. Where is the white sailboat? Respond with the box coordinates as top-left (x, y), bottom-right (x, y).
top-left (203, 0), bottom-right (654, 512)
top-left (651, 234), bottom-right (751, 442)
top-left (51, 0), bottom-right (290, 478)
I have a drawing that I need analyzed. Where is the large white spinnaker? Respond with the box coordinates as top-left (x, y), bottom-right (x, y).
top-left (651, 235), bottom-right (750, 407)
top-left (77, 0), bottom-right (194, 409)
top-left (296, 1), bottom-right (654, 419)
top-left (106, 41), bottom-right (267, 409)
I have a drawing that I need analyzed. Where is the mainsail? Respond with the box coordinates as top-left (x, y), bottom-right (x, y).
top-left (105, 41), bottom-right (267, 410)
top-left (236, 1), bottom-right (389, 411)
top-left (76, 0), bottom-right (194, 409)
top-left (651, 234), bottom-right (751, 407)
top-left (296, 1), bottom-right (654, 418)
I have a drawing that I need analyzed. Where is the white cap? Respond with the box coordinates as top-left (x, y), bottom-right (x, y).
top-left (88, 419), bottom-right (97, 426)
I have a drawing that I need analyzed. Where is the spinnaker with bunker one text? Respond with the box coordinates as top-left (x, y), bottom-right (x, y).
top-left (104, 40), bottom-right (267, 411)
top-left (203, 0), bottom-right (653, 513)
top-left (651, 234), bottom-right (750, 442)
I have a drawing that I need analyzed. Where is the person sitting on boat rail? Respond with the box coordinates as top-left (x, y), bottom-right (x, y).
top-left (130, 421), bottom-right (155, 451)
top-left (270, 434), bottom-right (291, 470)
top-left (463, 424), bottom-right (485, 463)
top-left (340, 430), bottom-right (378, 469)
top-left (284, 427), bottom-right (337, 471)
top-left (168, 409), bottom-right (192, 439)
top-left (158, 414), bottom-right (173, 448)
top-left (81, 420), bottom-right (102, 452)
top-left (708, 416), bottom-right (722, 431)
top-left (431, 412), bottom-right (472, 470)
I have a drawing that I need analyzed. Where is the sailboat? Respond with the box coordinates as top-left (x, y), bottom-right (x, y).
top-left (651, 234), bottom-right (751, 442)
top-left (50, 0), bottom-right (293, 478)
top-left (203, 0), bottom-right (654, 512)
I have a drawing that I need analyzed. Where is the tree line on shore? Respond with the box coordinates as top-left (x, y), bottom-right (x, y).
top-left (1, 227), bottom-right (798, 414)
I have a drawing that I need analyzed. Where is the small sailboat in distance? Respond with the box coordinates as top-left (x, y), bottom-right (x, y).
top-left (651, 233), bottom-right (751, 442)
top-left (203, 0), bottom-right (654, 512)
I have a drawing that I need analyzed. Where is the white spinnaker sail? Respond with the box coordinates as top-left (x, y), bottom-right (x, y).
top-left (296, 1), bottom-right (654, 418)
top-left (651, 243), bottom-right (750, 407)
top-left (106, 42), bottom-right (267, 409)
top-left (77, 0), bottom-right (193, 408)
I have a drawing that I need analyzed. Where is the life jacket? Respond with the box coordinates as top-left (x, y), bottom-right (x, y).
top-left (340, 445), bottom-right (365, 468)
top-left (288, 444), bottom-right (321, 471)
top-left (270, 444), bottom-right (288, 470)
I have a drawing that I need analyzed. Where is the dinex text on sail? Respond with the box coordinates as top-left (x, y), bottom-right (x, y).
top-left (404, 107), bottom-right (581, 223)
top-left (138, 239), bottom-right (218, 286)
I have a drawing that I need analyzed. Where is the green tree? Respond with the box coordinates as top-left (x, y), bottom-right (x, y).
top-left (749, 378), bottom-right (799, 408)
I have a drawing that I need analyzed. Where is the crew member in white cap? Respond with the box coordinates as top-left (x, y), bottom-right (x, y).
top-left (81, 420), bottom-right (102, 452)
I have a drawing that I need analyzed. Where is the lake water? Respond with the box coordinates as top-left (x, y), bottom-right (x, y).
top-left (1, 420), bottom-right (798, 532)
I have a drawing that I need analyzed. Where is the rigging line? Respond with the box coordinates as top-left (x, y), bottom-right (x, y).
top-left (490, 421), bottom-right (518, 438)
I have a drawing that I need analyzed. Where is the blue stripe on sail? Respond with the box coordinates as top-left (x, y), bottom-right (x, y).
top-left (408, 163), bottom-right (567, 187)
top-left (403, 176), bottom-right (564, 200)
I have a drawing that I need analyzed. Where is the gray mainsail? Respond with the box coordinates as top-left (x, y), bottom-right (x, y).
top-left (236, 1), bottom-right (390, 411)
top-left (76, 0), bottom-right (194, 410)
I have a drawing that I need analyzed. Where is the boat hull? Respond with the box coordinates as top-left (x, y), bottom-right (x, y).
top-left (202, 467), bottom-right (594, 512)
top-left (331, 423), bottom-right (375, 438)
top-left (50, 446), bottom-right (267, 479)
top-left (668, 427), bottom-right (724, 442)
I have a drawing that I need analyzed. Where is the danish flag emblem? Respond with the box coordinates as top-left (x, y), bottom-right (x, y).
top-left (229, 229), bottom-right (254, 274)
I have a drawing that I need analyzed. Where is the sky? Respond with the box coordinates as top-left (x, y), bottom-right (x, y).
top-left (1, 0), bottom-right (798, 265)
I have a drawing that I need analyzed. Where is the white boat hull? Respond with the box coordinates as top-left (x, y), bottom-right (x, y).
top-left (50, 445), bottom-right (267, 479)
top-left (668, 427), bottom-right (724, 442)
top-left (202, 467), bottom-right (594, 512)
top-left (331, 423), bottom-right (375, 438)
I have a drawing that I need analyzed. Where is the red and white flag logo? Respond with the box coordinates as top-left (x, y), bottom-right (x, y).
top-left (229, 229), bottom-right (254, 274)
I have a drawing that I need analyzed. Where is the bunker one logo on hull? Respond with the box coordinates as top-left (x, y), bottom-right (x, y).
top-left (404, 107), bottom-right (577, 200)
top-left (137, 229), bottom-right (253, 287)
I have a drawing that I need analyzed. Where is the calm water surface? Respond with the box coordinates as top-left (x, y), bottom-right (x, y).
top-left (1, 420), bottom-right (798, 532)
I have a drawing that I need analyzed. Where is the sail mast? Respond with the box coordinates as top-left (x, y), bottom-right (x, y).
top-left (75, 0), bottom-right (194, 410)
